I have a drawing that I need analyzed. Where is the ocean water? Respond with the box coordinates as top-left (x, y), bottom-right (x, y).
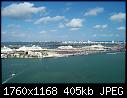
top-left (2, 52), bottom-right (125, 83)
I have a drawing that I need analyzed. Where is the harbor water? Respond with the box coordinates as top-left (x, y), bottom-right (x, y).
top-left (2, 52), bottom-right (125, 83)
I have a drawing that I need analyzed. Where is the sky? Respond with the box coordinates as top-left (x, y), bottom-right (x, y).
top-left (1, 1), bottom-right (126, 42)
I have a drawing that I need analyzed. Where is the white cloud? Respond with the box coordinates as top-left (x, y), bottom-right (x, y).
top-left (11, 33), bottom-right (25, 37)
top-left (93, 34), bottom-right (113, 37)
top-left (39, 29), bottom-right (58, 34)
top-left (115, 34), bottom-right (119, 37)
top-left (49, 29), bottom-right (58, 32)
top-left (2, 32), bottom-right (7, 34)
top-left (66, 7), bottom-right (70, 11)
top-left (2, 2), bottom-right (46, 19)
top-left (66, 18), bottom-right (83, 28)
top-left (70, 28), bottom-right (80, 31)
top-left (39, 30), bottom-right (47, 34)
top-left (65, 3), bottom-right (72, 6)
top-left (110, 12), bottom-right (126, 22)
top-left (84, 7), bottom-right (104, 16)
top-left (94, 24), bottom-right (108, 29)
top-left (101, 34), bottom-right (113, 37)
top-left (94, 25), bottom-right (99, 28)
top-left (102, 24), bottom-right (108, 29)
top-left (34, 16), bottom-right (65, 24)
top-left (9, 32), bottom-right (26, 37)
top-left (93, 34), bottom-right (97, 37)
top-left (64, 7), bottom-right (70, 12)
top-left (66, 19), bottom-right (83, 31)
top-left (25, 19), bottom-right (34, 22)
top-left (7, 24), bottom-right (21, 28)
top-left (117, 26), bottom-right (125, 30)
top-left (2, 31), bottom-right (26, 37)
top-left (58, 23), bottom-right (65, 28)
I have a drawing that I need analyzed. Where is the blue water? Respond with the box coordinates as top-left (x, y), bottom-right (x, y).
top-left (2, 52), bottom-right (125, 83)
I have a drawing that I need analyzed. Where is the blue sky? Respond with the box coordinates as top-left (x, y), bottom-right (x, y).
top-left (1, 1), bottom-right (126, 42)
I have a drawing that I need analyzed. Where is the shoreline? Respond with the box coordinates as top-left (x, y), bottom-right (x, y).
top-left (1, 43), bottom-right (125, 59)
top-left (1, 51), bottom-right (125, 59)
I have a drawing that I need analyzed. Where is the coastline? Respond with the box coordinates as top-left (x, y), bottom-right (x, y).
top-left (1, 42), bottom-right (126, 59)
top-left (1, 51), bottom-right (125, 60)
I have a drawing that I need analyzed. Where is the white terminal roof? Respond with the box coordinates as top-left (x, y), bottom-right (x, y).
top-left (17, 45), bottom-right (42, 51)
top-left (90, 44), bottom-right (104, 48)
top-left (58, 45), bottom-right (73, 49)
top-left (1, 46), bottom-right (13, 53)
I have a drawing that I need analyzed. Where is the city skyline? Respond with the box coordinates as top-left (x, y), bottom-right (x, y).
top-left (1, 1), bottom-right (126, 42)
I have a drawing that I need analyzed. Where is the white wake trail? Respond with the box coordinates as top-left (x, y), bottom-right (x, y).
top-left (2, 70), bottom-right (26, 84)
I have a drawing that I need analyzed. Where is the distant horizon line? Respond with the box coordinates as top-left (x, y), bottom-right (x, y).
top-left (1, 40), bottom-right (126, 43)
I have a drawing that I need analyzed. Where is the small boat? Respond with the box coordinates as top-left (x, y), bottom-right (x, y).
top-left (11, 74), bottom-right (15, 77)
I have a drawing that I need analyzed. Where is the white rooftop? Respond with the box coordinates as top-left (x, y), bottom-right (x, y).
top-left (17, 45), bottom-right (42, 51)
top-left (90, 44), bottom-right (104, 48)
top-left (1, 46), bottom-right (13, 53)
top-left (58, 45), bottom-right (73, 49)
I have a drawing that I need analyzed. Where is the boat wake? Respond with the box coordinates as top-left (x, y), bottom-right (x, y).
top-left (2, 76), bottom-right (14, 84)
top-left (2, 70), bottom-right (26, 84)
